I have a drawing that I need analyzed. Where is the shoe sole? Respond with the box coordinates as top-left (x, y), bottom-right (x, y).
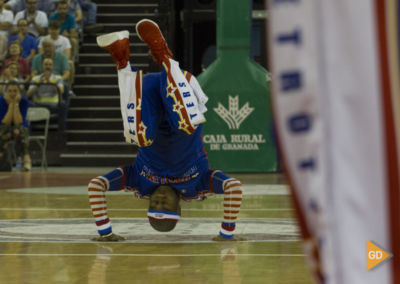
top-left (135, 19), bottom-right (163, 42)
top-left (96, 30), bottom-right (129, 47)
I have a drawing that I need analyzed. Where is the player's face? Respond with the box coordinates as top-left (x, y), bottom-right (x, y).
top-left (149, 186), bottom-right (180, 213)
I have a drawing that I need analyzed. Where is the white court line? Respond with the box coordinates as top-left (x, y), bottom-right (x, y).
top-left (0, 253), bottom-right (305, 257)
top-left (0, 239), bottom-right (300, 244)
top-left (5, 184), bottom-right (289, 195)
top-left (0, 208), bottom-right (293, 211)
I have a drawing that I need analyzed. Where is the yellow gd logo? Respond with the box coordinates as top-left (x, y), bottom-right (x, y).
top-left (367, 240), bottom-right (392, 270)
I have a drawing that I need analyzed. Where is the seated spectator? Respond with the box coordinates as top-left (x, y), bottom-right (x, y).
top-left (9, 18), bottom-right (38, 61)
top-left (36, 0), bottom-right (58, 15)
top-left (0, 61), bottom-right (25, 93)
top-left (27, 57), bottom-right (67, 131)
top-left (5, 0), bottom-right (56, 15)
top-left (3, 0), bottom-right (24, 13)
top-left (39, 20), bottom-right (75, 85)
top-left (0, 81), bottom-right (31, 171)
top-left (1, 41), bottom-right (30, 83)
top-left (13, 0), bottom-right (48, 38)
top-left (27, 57), bottom-right (63, 106)
top-left (0, 0), bottom-right (13, 62)
top-left (31, 37), bottom-right (70, 85)
top-left (67, 0), bottom-right (82, 26)
top-left (49, 0), bottom-right (78, 60)
top-left (78, 0), bottom-right (103, 34)
top-left (39, 20), bottom-right (71, 58)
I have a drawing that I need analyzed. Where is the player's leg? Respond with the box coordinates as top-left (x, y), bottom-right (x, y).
top-left (209, 170), bottom-right (243, 239)
top-left (96, 31), bottom-right (160, 146)
top-left (136, 19), bottom-right (206, 134)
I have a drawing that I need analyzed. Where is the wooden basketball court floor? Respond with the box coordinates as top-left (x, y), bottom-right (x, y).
top-left (0, 168), bottom-right (313, 284)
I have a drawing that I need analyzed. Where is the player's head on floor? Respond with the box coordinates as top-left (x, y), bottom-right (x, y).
top-left (148, 185), bottom-right (181, 232)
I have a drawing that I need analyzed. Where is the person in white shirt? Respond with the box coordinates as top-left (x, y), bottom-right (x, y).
top-left (5, 0), bottom-right (56, 15)
top-left (13, 0), bottom-right (48, 38)
top-left (0, 0), bottom-right (13, 60)
top-left (39, 20), bottom-right (71, 59)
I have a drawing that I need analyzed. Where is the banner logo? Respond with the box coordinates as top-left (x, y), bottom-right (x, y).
top-left (214, 96), bottom-right (254, 129)
top-left (367, 240), bottom-right (392, 270)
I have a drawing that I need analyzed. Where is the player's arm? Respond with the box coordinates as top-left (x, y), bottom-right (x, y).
top-left (209, 171), bottom-right (246, 241)
top-left (88, 175), bottom-right (126, 242)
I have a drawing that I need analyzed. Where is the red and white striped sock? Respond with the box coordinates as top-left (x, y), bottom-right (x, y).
top-left (88, 176), bottom-right (112, 235)
top-left (220, 179), bottom-right (243, 239)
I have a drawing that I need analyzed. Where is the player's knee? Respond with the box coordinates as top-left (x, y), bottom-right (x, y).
top-left (88, 176), bottom-right (108, 194)
top-left (224, 179), bottom-right (243, 194)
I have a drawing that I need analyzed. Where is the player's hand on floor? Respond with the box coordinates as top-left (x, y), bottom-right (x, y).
top-left (212, 235), bottom-right (247, 242)
top-left (91, 233), bottom-right (126, 242)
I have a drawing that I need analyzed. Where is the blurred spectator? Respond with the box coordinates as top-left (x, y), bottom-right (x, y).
top-left (78, 0), bottom-right (102, 33)
top-left (27, 57), bottom-right (67, 131)
top-left (36, 0), bottom-right (57, 15)
top-left (9, 18), bottom-right (38, 61)
top-left (13, 0), bottom-right (48, 38)
top-left (4, 0), bottom-right (23, 13)
top-left (39, 20), bottom-right (74, 85)
top-left (0, 0), bottom-right (13, 61)
top-left (0, 61), bottom-right (25, 93)
top-left (0, 81), bottom-right (31, 171)
top-left (39, 20), bottom-right (71, 58)
top-left (1, 41), bottom-right (30, 82)
top-left (5, 0), bottom-right (56, 15)
top-left (48, 0), bottom-right (78, 60)
top-left (31, 37), bottom-right (70, 84)
top-left (67, 0), bottom-right (82, 25)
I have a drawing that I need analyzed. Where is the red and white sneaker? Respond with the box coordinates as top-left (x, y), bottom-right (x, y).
top-left (97, 30), bottom-right (130, 70)
top-left (136, 19), bottom-right (173, 66)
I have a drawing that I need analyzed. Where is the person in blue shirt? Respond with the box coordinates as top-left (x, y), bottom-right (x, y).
top-left (89, 19), bottom-right (245, 242)
top-left (0, 81), bottom-right (31, 171)
top-left (8, 18), bottom-right (38, 61)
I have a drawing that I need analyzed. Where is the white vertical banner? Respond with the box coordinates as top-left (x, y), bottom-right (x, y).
top-left (269, 0), bottom-right (394, 283)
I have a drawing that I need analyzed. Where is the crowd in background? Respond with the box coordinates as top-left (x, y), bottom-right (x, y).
top-left (0, 0), bottom-right (102, 171)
